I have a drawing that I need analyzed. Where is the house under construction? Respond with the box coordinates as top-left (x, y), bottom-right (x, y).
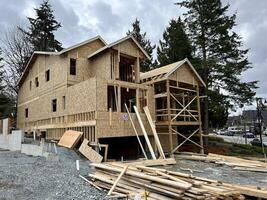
top-left (17, 35), bottom-right (206, 158)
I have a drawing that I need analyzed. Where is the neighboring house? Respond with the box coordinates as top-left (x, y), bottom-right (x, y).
top-left (17, 35), bottom-right (205, 156)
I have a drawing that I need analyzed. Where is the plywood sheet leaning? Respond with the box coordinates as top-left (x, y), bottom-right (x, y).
top-left (58, 130), bottom-right (83, 148)
top-left (79, 139), bottom-right (103, 163)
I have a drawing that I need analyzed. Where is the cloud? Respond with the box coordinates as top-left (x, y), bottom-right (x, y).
top-left (0, 0), bottom-right (266, 103)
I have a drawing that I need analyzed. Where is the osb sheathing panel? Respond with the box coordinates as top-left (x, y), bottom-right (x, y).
top-left (89, 51), bottom-right (111, 80)
top-left (113, 39), bottom-right (145, 60)
top-left (17, 78), bottom-right (97, 129)
top-left (169, 63), bottom-right (199, 86)
top-left (96, 111), bottom-right (153, 138)
top-left (67, 39), bottom-right (105, 84)
top-left (66, 78), bottom-right (97, 114)
top-left (18, 55), bottom-right (68, 105)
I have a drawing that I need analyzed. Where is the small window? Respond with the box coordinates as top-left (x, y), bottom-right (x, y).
top-left (29, 81), bottom-right (32, 90)
top-left (62, 96), bottom-right (66, 110)
top-left (25, 108), bottom-right (28, 118)
top-left (45, 70), bottom-right (50, 82)
top-left (52, 99), bottom-right (57, 112)
top-left (35, 77), bottom-right (39, 87)
top-left (70, 58), bottom-right (76, 75)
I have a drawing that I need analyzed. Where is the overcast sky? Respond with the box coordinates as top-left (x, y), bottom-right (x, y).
top-left (0, 0), bottom-right (266, 114)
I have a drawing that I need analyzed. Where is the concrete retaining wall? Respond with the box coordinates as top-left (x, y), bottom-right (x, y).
top-left (0, 130), bottom-right (23, 151)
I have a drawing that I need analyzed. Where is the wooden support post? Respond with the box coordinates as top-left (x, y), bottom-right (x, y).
top-left (107, 165), bottom-right (128, 196)
top-left (109, 108), bottom-right (112, 126)
top-left (118, 86), bottom-right (121, 112)
top-left (197, 85), bottom-right (204, 154)
top-left (143, 106), bottom-right (165, 159)
top-left (166, 79), bottom-right (173, 151)
top-left (133, 105), bottom-right (156, 160)
top-left (124, 103), bottom-right (148, 159)
top-left (136, 88), bottom-right (140, 111)
top-left (136, 56), bottom-right (140, 83)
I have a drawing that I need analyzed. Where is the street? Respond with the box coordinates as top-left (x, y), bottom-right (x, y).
top-left (211, 134), bottom-right (267, 145)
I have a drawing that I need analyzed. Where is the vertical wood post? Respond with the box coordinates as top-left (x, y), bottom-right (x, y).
top-left (197, 85), bottom-right (204, 154)
top-left (136, 56), bottom-right (140, 83)
top-left (136, 88), bottom-right (140, 111)
top-left (118, 86), bottom-right (121, 112)
top-left (166, 79), bottom-right (173, 152)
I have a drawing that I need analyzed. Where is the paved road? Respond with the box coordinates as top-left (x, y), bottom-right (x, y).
top-left (211, 134), bottom-right (267, 145)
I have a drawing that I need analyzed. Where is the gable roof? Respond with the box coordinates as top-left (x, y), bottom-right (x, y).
top-left (88, 35), bottom-right (150, 59)
top-left (140, 58), bottom-right (206, 87)
top-left (18, 35), bottom-right (106, 86)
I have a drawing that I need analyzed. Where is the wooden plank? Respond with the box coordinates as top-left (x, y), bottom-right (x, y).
top-left (79, 139), bottom-right (103, 163)
top-left (133, 105), bottom-right (156, 160)
top-left (143, 106), bottom-right (165, 159)
top-left (107, 165), bottom-right (128, 196)
top-left (124, 104), bottom-right (148, 159)
top-left (58, 130), bottom-right (83, 148)
top-left (79, 175), bottom-right (102, 191)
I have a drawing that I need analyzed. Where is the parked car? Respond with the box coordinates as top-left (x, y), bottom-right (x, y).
top-left (226, 131), bottom-right (235, 136)
top-left (217, 129), bottom-right (227, 135)
top-left (242, 132), bottom-right (255, 138)
top-left (228, 126), bottom-right (243, 134)
top-left (250, 138), bottom-right (267, 147)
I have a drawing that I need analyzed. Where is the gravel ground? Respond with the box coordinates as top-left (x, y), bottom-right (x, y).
top-left (0, 148), bottom-right (105, 200)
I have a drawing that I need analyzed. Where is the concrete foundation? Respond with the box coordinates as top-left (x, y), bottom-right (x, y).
top-left (0, 130), bottom-right (23, 151)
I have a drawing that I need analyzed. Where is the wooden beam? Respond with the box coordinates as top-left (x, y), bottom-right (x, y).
top-left (124, 104), bottom-right (148, 159)
top-left (107, 165), bottom-right (128, 196)
top-left (197, 85), bottom-right (204, 154)
top-left (171, 128), bottom-right (199, 154)
top-left (166, 79), bottom-right (173, 151)
top-left (143, 106), bottom-right (165, 159)
top-left (133, 105), bottom-right (156, 160)
top-left (171, 96), bottom-right (197, 122)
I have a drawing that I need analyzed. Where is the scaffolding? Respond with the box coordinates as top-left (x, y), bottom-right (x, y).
top-left (141, 59), bottom-right (205, 153)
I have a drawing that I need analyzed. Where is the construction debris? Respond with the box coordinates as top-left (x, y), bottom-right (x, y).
top-left (58, 130), bottom-right (83, 148)
top-left (78, 139), bottom-right (103, 163)
top-left (86, 162), bottom-right (249, 200)
top-left (176, 153), bottom-right (267, 172)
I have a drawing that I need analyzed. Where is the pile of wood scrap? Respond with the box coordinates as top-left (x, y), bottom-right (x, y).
top-left (86, 162), bottom-right (245, 200)
top-left (176, 153), bottom-right (267, 173)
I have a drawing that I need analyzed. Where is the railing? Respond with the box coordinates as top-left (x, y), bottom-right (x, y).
top-left (24, 111), bottom-right (96, 128)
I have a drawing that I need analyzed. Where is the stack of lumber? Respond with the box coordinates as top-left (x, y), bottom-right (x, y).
top-left (87, 162), bottom-right (244, 200)
top-left (176, 153), bottom-right (267, 173)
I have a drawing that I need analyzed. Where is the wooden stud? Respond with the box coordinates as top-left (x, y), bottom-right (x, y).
top-left (133, 105), bottom-right (156, 160)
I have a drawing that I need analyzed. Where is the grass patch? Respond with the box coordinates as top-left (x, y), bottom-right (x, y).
top-left (207, 136), bottom-right (264, 157)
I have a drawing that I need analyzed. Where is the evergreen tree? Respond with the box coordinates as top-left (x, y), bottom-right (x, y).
top-left (22, 0), bottom-right (62, 51)
top-left (0, 48), bottom-right (12, 118)
top-left (157, 17), bottom-right (193, 66)
top-left (127, 18), bottom-right (156, 72)
top-left (176, 0), bottom-right (258, 132)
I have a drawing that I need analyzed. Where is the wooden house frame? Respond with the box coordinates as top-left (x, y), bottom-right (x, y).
top-left (17, 35), bottom-right (205, 158)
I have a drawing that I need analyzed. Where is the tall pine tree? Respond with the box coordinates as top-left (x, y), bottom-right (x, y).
top-left (127, 18), bottom-right (156, 72)
top-left (22, 0), bottom-right (62, 51)
top-left (0, 48), bottom-right (12, 118)
top-left (177, 0), bottom-right (258, 132)
top-left (157, 17), bottom-right (192, 67)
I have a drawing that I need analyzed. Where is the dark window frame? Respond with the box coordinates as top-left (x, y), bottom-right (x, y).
top-left (70, 58), bottom-right (76, 75)
top-left (25, 108), bottom-right (28, 118)
top-left (52, 99), bottom-right (57, 112)
top-left (45, 69), bottom-right (50, 82)
top-left (35, 77), bottom-right (39, 87)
